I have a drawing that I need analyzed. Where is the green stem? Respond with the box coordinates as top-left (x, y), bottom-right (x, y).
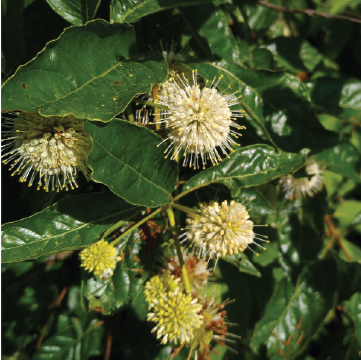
top-left (132, 98), bottom-right (169, 111)
top-left (170, 202), bottom-right (201, 216)
top-left (110, 207), bottom-right (162, 246)
top-left (126, 103), bottom-right (135, 123)
top-left (167, 205), bottom-right (191, 295)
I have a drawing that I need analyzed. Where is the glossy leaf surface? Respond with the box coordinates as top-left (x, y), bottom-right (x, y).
top-left (46, 0), bottom-right (101, 25)
top-left (183, 145), bottom-right (306, 195)
top-left (251, 259), bottom-right (337, 359)
top-left (86, 119), bottom-right (178, 207)
top-left (276, 190), bottom-right (327, 274)
top-left (1, 192), bottom-right (141, 262)
top-left (1, 20), bottom-right (168, 122)
top-left (110, 0), bottom-right (212, 23)
top-left (314, 143), bottom-right (360, 179)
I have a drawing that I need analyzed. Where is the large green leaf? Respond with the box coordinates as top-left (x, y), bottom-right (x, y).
top-left (82, 230), bottom-right (145, 314)
top-left (334, 200), bottom-right (361, 227)
top-left (110, 0), bottom-right (213, 23)
top-left (1, 20), bottom-right (168, 122)
top-left (309, 77), bottom-right (361, 120)
top-left (276, 190), bottom-right (327, 273)
top-left (1, 192), bottom-right (141, 263)
top-left (180, 4), bottom-right (240, 63)
top-left (344, 292), bottom-right (361, 348)
top-left (46, 0), bottom-right (101, 25)
top-left (182, 145), bottom-right (306, 196)
top-left (264, 37), bottom-right (324, 72)
top-left (184, 61), bottom-right (338, 153)
top-left (86, 119), bottom-right (178, 207)
top-left (251, 259), bottom-right (338, 359)
top-left (32, 316), bottom-right (104, 360)
top-left (314, 143), bottom-right (360, 179)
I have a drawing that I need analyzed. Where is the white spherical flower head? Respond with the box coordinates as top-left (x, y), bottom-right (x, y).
top-left (279, 157), bottom-right (323, 199)
top-left (2, 112), bottom-right (91, 192)
top-left (181, 200), bottom-right (268, 259)
top-left (155, 71), bottom-right (245, 169)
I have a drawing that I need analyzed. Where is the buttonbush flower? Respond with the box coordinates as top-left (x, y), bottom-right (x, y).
top-left (144, 273), bottom-right (180, 309)
top-left (187, 295), bottom-right (239, 360)
top-left (2, 112), bottom-right (91, 192)
top-left (181, 200), bottom-right (268, 259)
top-left (155, 71), bottom-right (245, 169)
top-left (79, 239), bottom-right (120, 277)
top-left (279, 157), bottom-right (323, 199)
top-left (164, 251), bottom-right (210, 294)
top-left (147, 289), bottom-right (203, 345)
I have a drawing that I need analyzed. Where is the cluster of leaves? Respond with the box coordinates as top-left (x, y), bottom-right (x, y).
top-left (2, 0), bottom-right (361, 359)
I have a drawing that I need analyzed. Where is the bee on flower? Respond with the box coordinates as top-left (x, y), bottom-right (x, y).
top-left (79, 239), bottom-right (121, 278)
top-left (180, 200), bottom-right (268, 261)
top-left (154, 70), bottom-right (246, 169)
top-left (1, 112), bottom-right (91, 192)
top-left (279, 157), bottom-right (323, 199)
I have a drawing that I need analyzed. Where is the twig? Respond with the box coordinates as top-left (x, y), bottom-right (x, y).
top-left (256, 0), bottom-right (361, 24)
top-left (104, 328), bottom-right (112, 360)
top-left (37, 287), bottom-right (68, 348)
top-left (324, 215), bottom-right (352, 261)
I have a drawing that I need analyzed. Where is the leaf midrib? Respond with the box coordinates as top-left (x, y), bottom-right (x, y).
top-left (1, 205), bottom-right (139, 251)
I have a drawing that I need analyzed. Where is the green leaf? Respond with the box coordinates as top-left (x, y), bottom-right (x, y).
top-left (222, 253), bottom-right (261, 277)
top-left (32, 317), bottom-right (104, 360)
top-left (184, 61), bottom-right (338, 153)
top-left (110, 0), bottom-right (213, 24)
top-left (1, 20), bottom-right (168, 122)
top-left (86, 119), bottom-right (178, 207)
top-left (264, 37), bottom-right (323, 72)
top-left (343, 292), bottom-right (361, 348)
top-left (82, 230), bottom-right (145, 314)
top-left (235, 0), bottom-right (282, 34)
top-left (276, 189), bottom-right (327, 272)
top-left (309, 77), bottom-right (361, 120)
top-left (180, 4), bottom-right (240, 63)
top-left (251, 259), bottom-right (338, 359)
top-left (182, 145), bottom-right (306, 196)
top-left (46, 0), bottom-right (101, 25)
top-left (334, 200), bottom-right (361, 226)
top-left (314, 143), bottom-right (360, 179)
top-left (1, 192), bottom-right (141, 262)
top-left (340, 239), bottom-right (361, 263)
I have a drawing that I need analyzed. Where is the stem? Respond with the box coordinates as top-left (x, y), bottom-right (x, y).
top-left (324, 215), bottom-right (352, 261)
top-left (170, 202), bottom-right (201, 216)
top-left (132, 98), bottom-right (169, 111)
top-left (167, 206), bottom-right (191, 295)
top-left (126, 103), bottom-right (135, 123)
top-left (110, 208), bottom-right (162, 246)
top-left (256, 0), bottom-right (361, 24)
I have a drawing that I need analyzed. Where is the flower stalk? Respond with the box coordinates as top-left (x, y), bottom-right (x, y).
top-left (167, 205), bottom-right (191, 295)
top-left (110, 207), bottom-right (162, 246)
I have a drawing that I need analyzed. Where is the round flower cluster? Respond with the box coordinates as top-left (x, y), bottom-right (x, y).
top-left (181, 200), bottom-right (268, 259)
top-left (279, 157), bottom-right (323, 199)
top-left (2, 112), bottom-right (91, 192)
top-left (79, 239), bottom-right (121, 277)
top-left (189, 295), bottom-right (239, 360)
top-left (145, 274), bottom-right (203, 345)
top-left (155, 71), bottom-right (245, 169)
